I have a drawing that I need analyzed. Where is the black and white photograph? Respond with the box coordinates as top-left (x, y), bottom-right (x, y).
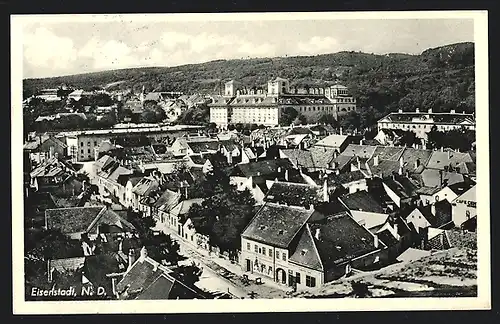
top-left (11, 11), bottom-right (490, 313)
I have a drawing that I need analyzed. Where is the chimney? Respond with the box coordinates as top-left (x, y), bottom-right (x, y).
top-left (398, 109), bottom-right (403, 113)
top-left (398, 156), bottom-right (404, 175)
top-left (314, 228), bottom-right (321, 240)
top-left (450, 109), bottom-right (456, 114)
top-left (339, 127), bottom-right (343, 135)
top-left (309, 203), bottom-right (315, 211)
top-left (415, 108), bottom-right (420, 113)
top-left (374, 235), bottom-right (379, 248)
top-left (284, 169), bottom-right (289, 181)
top-left (335, 169), bottom-right (340, 175)
top-left (373, 155), bottom-right (379, 166)
top-left (447, 150), bottom-right (451, 160)
top-left (139, 246), bottom-right (147, 262)
top-left (277, 166), bottom-right (282, 173)
top-left (128, 249), bottom-right (136, 270)
top-left (431, 203), bottom-right (436, 216)
top-left (428, 108), bottom-right (432, 113)
top-left (323, 179), bottom-right (329, 202)
top-left (360, 139), bottom-right (363, 145)
top-left (415, 158), bottom-right (420, 169)
top-left (356, 156), bottom-right (361, 170)
top-left (440, 147), bottom-right (444, 152)
top-left (227, 151), bottom-right (233, 164)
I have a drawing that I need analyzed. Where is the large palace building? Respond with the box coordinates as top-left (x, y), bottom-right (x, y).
top-left (209, 77), bottom-right (357, 127)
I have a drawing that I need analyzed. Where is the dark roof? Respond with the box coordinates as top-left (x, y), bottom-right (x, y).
top-left (264, 182), bottom-right (323, 207)
top-left (153, 189), bottom-right (181, 210)
top-left (307, 212), bottom-right (379, 269)
top-left (242, 203), bottom-right (315, 248)
top-left (230, 158), bottom-right (294, 178)
top-left (448, 181), bottom-right (476, 195)
top-left (326, 170), bottom-right (365, 186)
top-left (383, 175), bottom-right (420, 198)
top-left (187, 140), bottom-right (221, 153)
top-left (116, 256), bottom-right (204, 300)
top-left (288, 226), bottom-right (323, 271)
top-left (45, 206), bottom-right (136, 235)
top-left (339, 191), bottom-right (385, 214)
top-left (376, 229), bottom-right (399, 247)
top-left (46, 207), bottom-right (104, 234)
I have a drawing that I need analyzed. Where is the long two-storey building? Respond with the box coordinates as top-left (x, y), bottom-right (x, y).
top-left (209, 78), bottom-right (357, 128)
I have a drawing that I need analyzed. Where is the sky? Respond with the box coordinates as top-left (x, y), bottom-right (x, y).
top-left (18, 15), bottom-right (475, 79)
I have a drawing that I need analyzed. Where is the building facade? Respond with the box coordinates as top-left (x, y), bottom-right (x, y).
top-left (377, 108), bottom-right (476, 141)
top-left (209, 78), bottom-right (357, 128)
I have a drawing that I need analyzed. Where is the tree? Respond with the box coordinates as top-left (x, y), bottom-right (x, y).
top-left (188, 179), bottom-right (255, 257)
top-left (280, 107), bottom-right (299, 126)
top-left (292, 114), bottom-right (307, 126)
top-left (126, 211), bottom-right (184, 266)
top-left (398, 130), bottom-right (418, 147)
top-left (318, 114), bottom-right (339, 127)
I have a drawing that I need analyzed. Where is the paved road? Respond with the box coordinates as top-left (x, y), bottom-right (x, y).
top-left (156, 224), bottom-right (248, 298)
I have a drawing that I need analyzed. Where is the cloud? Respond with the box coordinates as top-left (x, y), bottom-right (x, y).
top-left (23, 27), bottom-right (78, 69)
top-left (79, 37), bottom-right (137, 70)
top-left (297, 36), bottom-right (340, 55)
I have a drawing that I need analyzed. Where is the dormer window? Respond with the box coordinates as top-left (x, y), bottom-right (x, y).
top-left (278, 229), bottom-right (284, 235)
top-left (300, 249), bottom-right (307, 256)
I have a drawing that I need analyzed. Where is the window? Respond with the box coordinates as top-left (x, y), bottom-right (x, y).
top-left (276, 252), bottom-right (280, 260)
top-left (262, 247), bottom-right (266, 255)
top-left (282, 252), bottom-right (287, 261)
top-left (80, 142), bottom-right (84, 147)
top-left (247, 242), bottom-right (251, 251)
top-left (258, 247), bottom-right (262, 254)
top-left (296, 272), bottom-right (301, 284)
top-left (269, 249), bottom-right (272, 257)
top-left (87, 149), bottom-right (91, 153)
top-left (254, 244), bottom-right (258, 253)
top-left (87, 141), bottom-right (91, 146)
top-left (466, 210), bottom-right (471, 220)
top-left (94, 141), bottom-right (97, 146)
top-left (81, 149), bottom-right (84, 154)
top-left (306, 275), bottom-right (316, 287)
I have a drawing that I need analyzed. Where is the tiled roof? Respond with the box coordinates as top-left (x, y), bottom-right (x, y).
top-left (371, 146), bottom-right (404, 161)
top-left (415, 186), bottom-right (441, 196)
top-left (314, 134), bottom-right (349, 148)
top-left (309, 147), bottom-right (337, 169)
top-left (308, 212), bottom-right (379, 269)
top-left (242, 203), bottom-right (314, 248)
top-left (419, 169), bottom-right (465, 188)
top-left (132, 176), bottom-right (159, 196)
top-left (383, 175), bottom-right (420, 198)
top-left (326, 170), bottom-right (366, 185)
top-left (280, 149), bottom-right (315, 169)
top-left (116, 256), bottom-right (204, 299)
top-left (264, 182), bottom-right (323, 208)
top-left (187, 140), bottom-right (221, 153)
top-left (340, 144), bottom-right (377, 159)
top-left (339, 191), bottom-right (385, 214)
top-left (426, 151), bottom-right (474, 170)
top-left (230, 158), bottom-right (294, 178)
top-left (376, 229), bottom-right (399, 247)
top-left (153, 189), bottom-right (182, 210)
top-left (86, 208), bottom-right (136, 235)
top-left (30, 156), bottom-right (74, 178)
top-left (331, 155), bottom-right (356, 171)
top-left (288, 226), bottom-right (323, 271)
top-left (170, 198), bottom-right (204, 217)
top-left (46, 206), bottom-right (105, 234)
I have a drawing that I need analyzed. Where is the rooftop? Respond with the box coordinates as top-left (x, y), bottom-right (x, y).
top-left (242, 203), bottom-right (315, 248)
top-left (339, 190), bottom-right (385, 214)
top-left (264, 182), bottom-right (323, 208)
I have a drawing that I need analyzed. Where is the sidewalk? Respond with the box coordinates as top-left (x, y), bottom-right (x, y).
top-left (154, 222), bottom-right (290, 298)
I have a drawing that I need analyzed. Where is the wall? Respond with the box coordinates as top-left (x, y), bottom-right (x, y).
top-left (287, 262), bottom-right (324, 290)
top-left (406, 209), bottom-right (431, 231)
top-left (451, 186), bottom-right (476, 227)
top-left (382, 182), bottom-right (402, 207)
top-left (230, 106), bottom-right (280, 126)
top-left (240, 237), bottom-right (290, 283)
top-left (345, 179), bottom-right (368, 194)
top-left (350, 211), bottom-right (389, 230)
